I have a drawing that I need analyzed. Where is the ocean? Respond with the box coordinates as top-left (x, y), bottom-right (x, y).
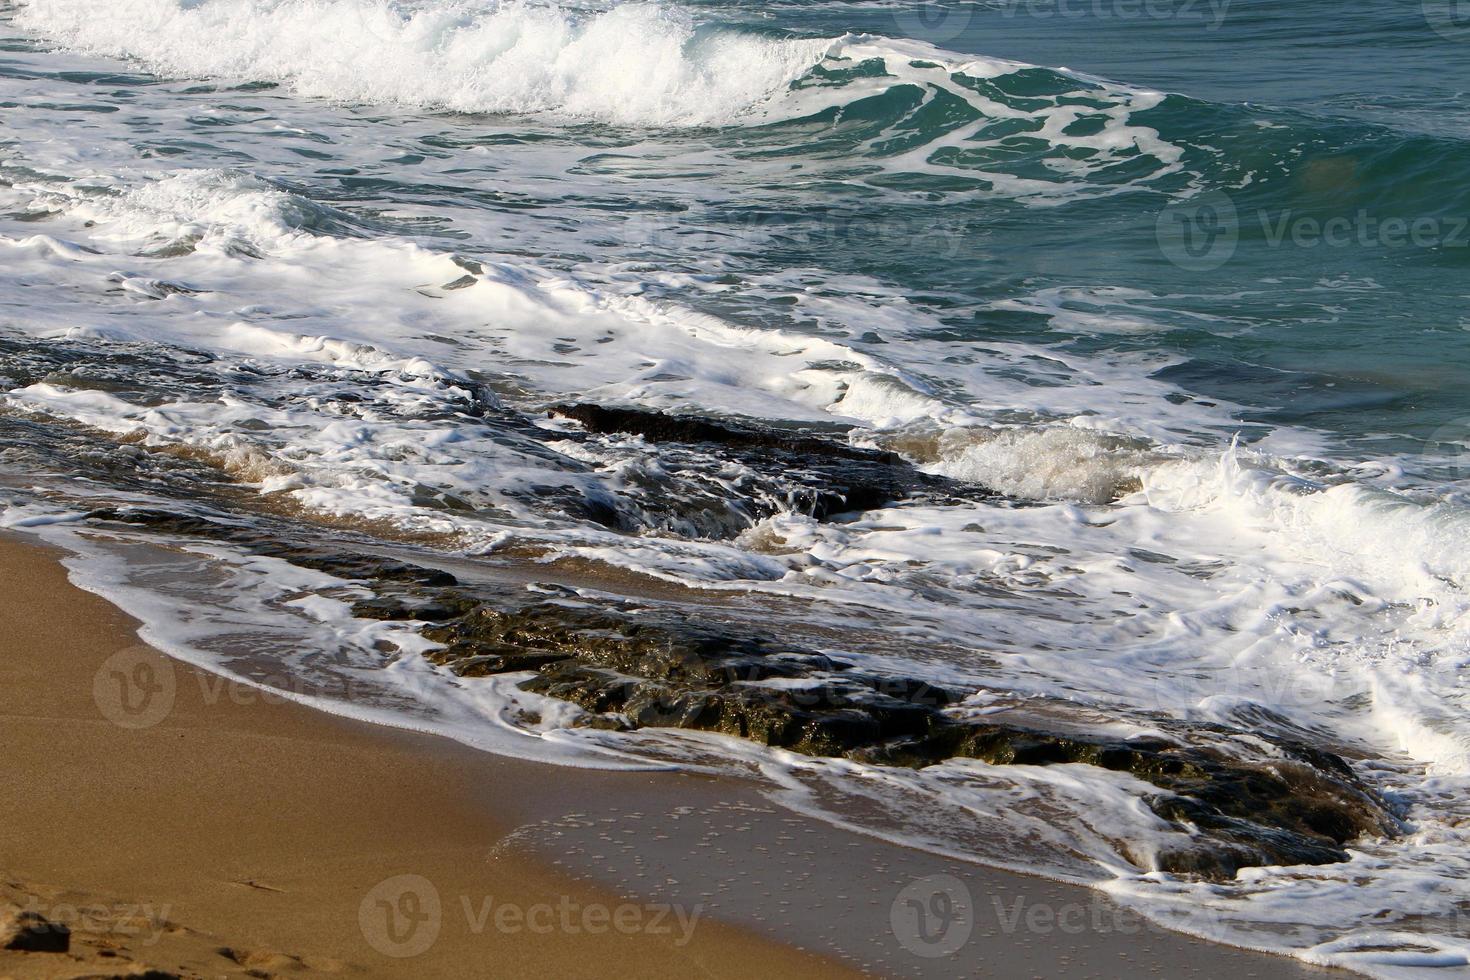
top-left (2, 1), bottom-right (1468, 974)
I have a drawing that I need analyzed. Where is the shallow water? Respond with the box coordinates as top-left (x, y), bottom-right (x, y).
top-left (2, 1), bottom-right (1470, 974)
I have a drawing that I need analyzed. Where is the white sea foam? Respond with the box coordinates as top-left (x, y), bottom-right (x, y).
top-left (0, 163), bottom-right (1241, 522)
top-left (16, 0), bottom-right (831, 125)
top-left (13, 0), bottom-right (1183, 202)
top-left (916, 424), bottom-right (1161, 503)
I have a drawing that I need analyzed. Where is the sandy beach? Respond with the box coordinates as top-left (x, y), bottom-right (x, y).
top-left (0, 530), bottom-right (1347, 978)
top-left (0, 533), bottom-right (864, 979)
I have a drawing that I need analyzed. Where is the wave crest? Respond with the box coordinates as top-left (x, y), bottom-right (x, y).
top-left (16, 0), bottom-right (832, 126)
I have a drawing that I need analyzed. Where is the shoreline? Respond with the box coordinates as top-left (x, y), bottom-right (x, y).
top-left (0, 530), bottom-right (1345, 977)
top-left (0, 532), bottom-right (858, 978)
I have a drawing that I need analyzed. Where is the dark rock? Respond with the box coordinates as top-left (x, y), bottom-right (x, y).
top-left (350, 595), bottom-right (478, 623)
top-left (552, 403), bottom-right (894, 460)
top-left (856, 722), bottom-right (1391, 871)
top-left (423, 601), bottom-right (848, 686)
top-left (423, 596), bottom-right (1397, 880)
top-left (0, 908), bottom-right (70, 953)
top-left (549, 402), bottom-right (997, 523)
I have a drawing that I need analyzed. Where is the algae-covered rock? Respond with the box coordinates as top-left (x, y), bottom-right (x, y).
top-left (418, 596), bottom-right (1396, 880)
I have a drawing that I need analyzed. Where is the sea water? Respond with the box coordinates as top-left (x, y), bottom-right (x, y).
top-left (2, 2), bottom-right (1470, 974)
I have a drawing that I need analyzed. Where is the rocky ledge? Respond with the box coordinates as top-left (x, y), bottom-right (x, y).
top-left (402, 595), bottom-right (1398, 881)
top-left (546, 402), bottom-right (995, 529)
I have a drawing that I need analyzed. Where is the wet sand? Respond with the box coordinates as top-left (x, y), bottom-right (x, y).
top-left (0, 531), bottom-right (1348, 978)
top-left (0, 533), bottom-right (859, 979)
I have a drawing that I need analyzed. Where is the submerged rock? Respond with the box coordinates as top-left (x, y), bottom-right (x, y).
top-left (414, 597), bottom-right (1397, 881)
top-left (83, 508), bottom-right (458, 587)
top-left (549, 402), bottom-right (996, 526)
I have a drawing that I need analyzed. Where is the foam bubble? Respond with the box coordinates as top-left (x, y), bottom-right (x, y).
top-left (26, 168), bottom-right (350, 255)
top-left (914, 424), bottom-right (1161, 503)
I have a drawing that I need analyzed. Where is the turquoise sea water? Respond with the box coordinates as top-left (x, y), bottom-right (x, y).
top-left (728, 0), bottom-right (1470, 463)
